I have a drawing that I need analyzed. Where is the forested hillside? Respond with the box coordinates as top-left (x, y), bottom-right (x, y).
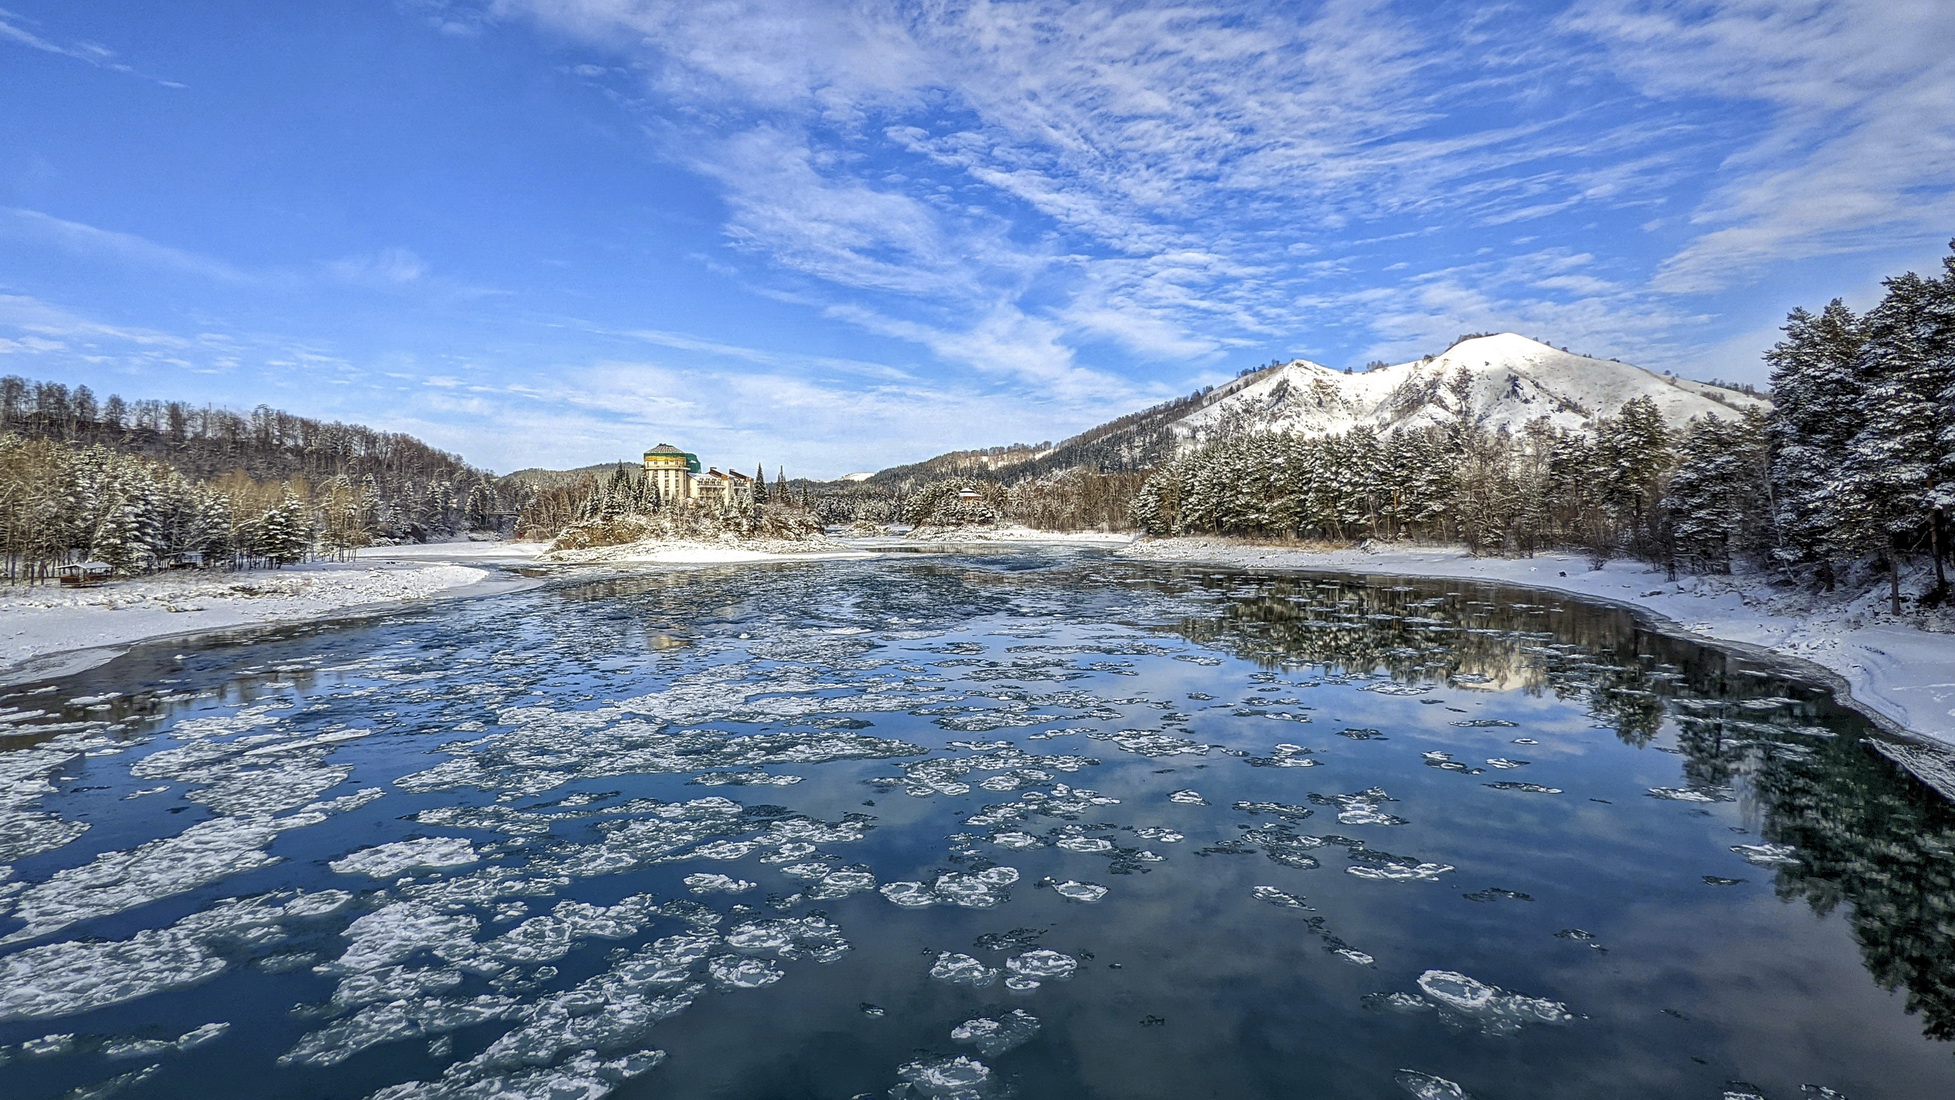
top-left (0, 377), bottom-right (521, 581)
top-left (1134, 245), bottom-right (1955, 609)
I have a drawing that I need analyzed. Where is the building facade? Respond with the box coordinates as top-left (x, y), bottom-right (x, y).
top-left (642, 444), bottom-right (699, 504)
top-left (642, 444), bottom-right (754, 506)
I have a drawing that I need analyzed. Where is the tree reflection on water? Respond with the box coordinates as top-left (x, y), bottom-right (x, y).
top-left (1156, 567), bottom-right (1955, 1048)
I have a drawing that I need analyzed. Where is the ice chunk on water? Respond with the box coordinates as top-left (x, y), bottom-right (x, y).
top-left (1006, 949), bottom-right (1077, 981)
top-left (54, 1064), bottom-right (160, 1100)
top-left (933, 870), bottom-right (1015, 909)
top-left (1345, 856), bottom-right (1455, 883)
top-left (990, 831), bottom-right (1042, 850)
top-left (1055, 836), bottom-right (1112, 853)
top-left (1246, 743), bottom-right (1321, 768)
top-left (1049, 880), bottom-right (1108, 903)
top-left (279, 994), bottom-right (516, 1067)
top-left (1410, 970), bottom-right (1573, 1034)
top-left (458, 896), bottom-right (661, 969)
top-left (1731, 843), bottom-right (1800, 867)
top-left (881, 881), bottom-right (938, 908)
top-left (186, 762), bottom-right (352, 817)
top-left (0, 927), bottom-right (226, 1021)
top-left (806, 868), bottom-right (878, 899)
top-left (708, 954), bottom-right (785, 989)
top-left (1308, 788), bottom-right (1405, 827)
top-left (329, 837), bottom-right (480, 878)
top-left (685, 873), bottom-right (756, 894)
top-left (722, 916), bottom-right (850, 963)
top-left (1484, 758), bottom-right (1529, 770)
top-left (2, 816), bottom-right (290, 944)
top-left (689, 770), bottom-right (803, 786)
top-left (951, 1009), bottom-right (1040, 1057)
top-left (328, 966), bottom-right (464, 1011)
top-left (1335, 949), bottom-right (1376, 966)
top-left (323, 903), bottom-right (481, 973)
top-left (893, 1054), bottom-right (999, 1100)
top-left (930, 952), bottom-right (999, 987)
top-left (1250, 886), bottom-right (1310, 910)
top-left (1091, 729), bottom-right (1209, 758)
top-left (1648, 786), bottom-right (1733, 803)
top-left (1169, 789), bottom-right (1208, 805)
top-left (1397, 1069), bottom-right (1471, 1099)
top-left (22, 1032), bottom-right (76, 1055)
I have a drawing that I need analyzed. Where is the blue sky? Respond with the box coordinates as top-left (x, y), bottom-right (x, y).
top-left (2, 1), bottom-right (1951, 476)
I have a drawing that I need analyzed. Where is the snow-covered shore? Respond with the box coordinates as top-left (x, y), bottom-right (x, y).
top-left (1122, 537), bottom-right (1955, 750)
top-left (0, 543), bottom-right (551, 684)
top-left (541, 537), bottom-right (874, 564)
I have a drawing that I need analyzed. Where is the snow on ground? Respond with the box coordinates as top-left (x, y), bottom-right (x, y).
top-left (1123, 537), bottom-right (1955, 750)
top-left (893, 525), bottom-right (1138, 545)
top-left (0, 548), bottom-right (545, 685)
top-left (541, 538), bottom-right (874, 565)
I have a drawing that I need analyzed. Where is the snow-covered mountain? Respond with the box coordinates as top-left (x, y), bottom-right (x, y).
top-left (858, 334), bottom-right (1768, 485)
top-left (1175, 333), bottom-right (1767, 448)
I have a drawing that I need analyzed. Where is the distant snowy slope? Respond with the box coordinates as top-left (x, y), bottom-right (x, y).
top-left (1176, 334), bottom-right (1769, 447)
top-left (860, 333), bottom-right (1769, 483)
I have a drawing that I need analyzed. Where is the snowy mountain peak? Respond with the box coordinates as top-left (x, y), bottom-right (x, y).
top-left (1175, 332), bottom-right (1767, 448)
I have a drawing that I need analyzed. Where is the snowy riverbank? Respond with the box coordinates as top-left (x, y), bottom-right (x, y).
top-left (1122, 537), bottom-right (1955, 750)
top-left (901, 524), bottom-right (1138, 545)
top-left (0, 543), bottom-right (551, 684)
top-left (541, 537), bottom-right (874, 565)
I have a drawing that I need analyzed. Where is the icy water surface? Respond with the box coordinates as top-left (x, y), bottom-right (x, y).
top-left (2, 548), bottom-right (1954, 1100)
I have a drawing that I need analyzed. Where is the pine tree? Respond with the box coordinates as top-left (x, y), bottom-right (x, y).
top-left (1665, 412), bottom-right (1771, 574)
top-left (1841, 270), bottom-right (1951, 611)
top-left (1593, 397), bottom-right (1672, 558)
top-left (753, 464), bottom-right (768, 505)
top-left (1766, 299), bottom-right (1867, 581)
top-left (256, 493), bottom-right (310, 566)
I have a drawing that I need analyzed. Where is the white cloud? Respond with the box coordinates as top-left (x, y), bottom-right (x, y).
top-left (0, 7), bottom-right (181, 86)
top-left (1, 208), bottom-right (249, 283)
top-left (326, 247), bottom-right (430, 285)
top-left (1564, 0), bottom-right (1955, 292)
top-left (487, 0), bottom-right (1854, 391)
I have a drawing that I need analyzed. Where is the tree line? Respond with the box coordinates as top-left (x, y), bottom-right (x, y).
top-left (0, 433), bottom-right (372, 582)
top-left (0, 377), bottom-right (524, 582)
top-left (1129, 244), bottom-right (1955, 611)
top-left (0, 375), bottom-right (516, 545)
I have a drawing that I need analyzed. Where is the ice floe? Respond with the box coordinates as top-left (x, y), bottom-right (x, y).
top-left (893, 1054), bottom-right (1000, 1100)
top-left (1048, 880), bottom-right (1108, 903)
top-left (952, 1009), bottom-right (1040, 1056)
top-left (1731, 843), bottom-right (1801, 867)
top-left (0, 926), bottom-right (226, 1021)
top-left (1397, 1069), bottom-right (1472, 1099)
top-left (330, 837), bottom-right (481, 878)
top-left (1373, 970), bottom-right (1575, 1035)
top-left (930, 952), bottom-right (1000, 988)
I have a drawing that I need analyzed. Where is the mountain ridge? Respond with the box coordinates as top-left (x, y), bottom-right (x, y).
top-left (860, 334), bottom-right (1768, 486)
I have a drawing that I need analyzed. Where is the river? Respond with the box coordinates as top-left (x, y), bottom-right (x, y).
top-left (1, 547), bottom-right (1951, 1099)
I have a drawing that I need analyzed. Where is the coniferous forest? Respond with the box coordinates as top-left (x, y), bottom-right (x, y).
top-left (1117, 246), bottom-right (1954, 610)
top-left (0, 379), bottom-right (518, 582)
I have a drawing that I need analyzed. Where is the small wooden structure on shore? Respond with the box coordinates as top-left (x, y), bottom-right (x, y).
top-left (57, 562), bottom-right (114, 587)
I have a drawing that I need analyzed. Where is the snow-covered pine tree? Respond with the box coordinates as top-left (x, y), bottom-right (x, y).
top-left (256, 493), bottom-right (311, 566)
top-left (1767, 300), bottom-right (1867, 583)
top-left (1840, 267), bottom-right (1953, 610)
top-left (1593, 397), bottom-right (1672, 558)
top-left (753, 464), bottom-right (768, 505)
top-left (1665, 412), bottom-right (1771, 574)
top-left (90, 498), bottom-right (149, 574)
